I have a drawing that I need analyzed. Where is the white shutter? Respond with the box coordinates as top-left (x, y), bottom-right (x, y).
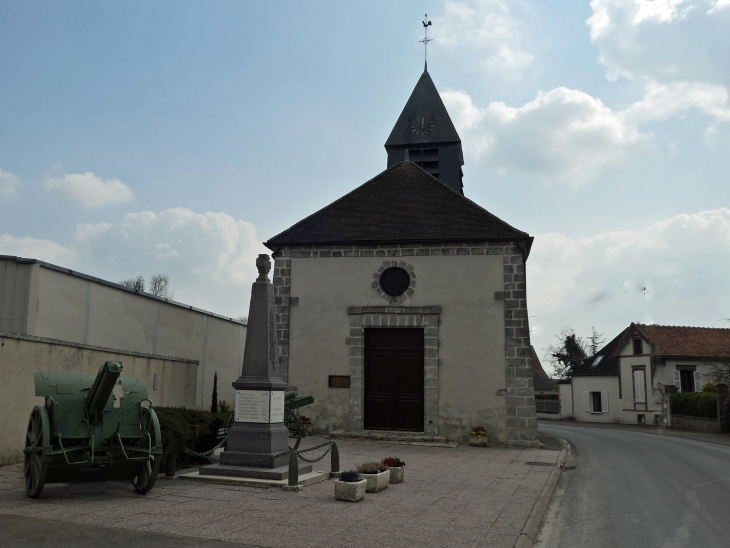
top-left (673, 370), bottom-right (681, 391)
top-left (694, 371), bottom-right (702, 392)
top-left (601, 392), bottom-right (609, 413)
top-left (583, 391), bottom-right (590, 412)
top-left (634, 370), bottom-right (646, 403)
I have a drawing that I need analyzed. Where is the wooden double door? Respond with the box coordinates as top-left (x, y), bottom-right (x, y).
top-left (364, 328), bottom-right (424, 432)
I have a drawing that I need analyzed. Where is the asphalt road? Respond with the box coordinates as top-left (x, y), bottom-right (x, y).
top-left (536, 423), bottom-right (730, 548)
top-left (0, 514), bottom-right (255, 548)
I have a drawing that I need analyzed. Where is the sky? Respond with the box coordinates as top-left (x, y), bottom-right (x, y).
top-left (1, 0), bottom-right (729, 372)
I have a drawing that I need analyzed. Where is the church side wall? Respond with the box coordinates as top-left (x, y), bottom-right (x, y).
top-left (275, 242), bottom-right (535, 445)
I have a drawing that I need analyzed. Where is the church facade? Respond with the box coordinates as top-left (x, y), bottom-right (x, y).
top-left (264, 70), bottom-right (537, 446)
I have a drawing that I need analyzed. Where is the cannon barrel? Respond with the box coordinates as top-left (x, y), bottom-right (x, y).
top-left (85, 361), bottom-right (123, 427)
top-left (284, 390), bottom-right (297, 400)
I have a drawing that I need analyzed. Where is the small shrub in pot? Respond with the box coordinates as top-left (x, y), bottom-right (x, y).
top-left (382, 457), bottom-right (406, 484)
top-left (469, 426), bottom-right (488, 447)
top-left (356, 461), bottom-right (390, 492)
top-left (334, 469), bottom-right (367, 502)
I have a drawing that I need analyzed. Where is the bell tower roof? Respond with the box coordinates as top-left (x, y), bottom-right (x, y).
top-left (384, 70), bottom-right (461, 147)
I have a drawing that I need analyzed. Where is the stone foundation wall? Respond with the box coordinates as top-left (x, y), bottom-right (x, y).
top-left (671, 414), bottom-right (721, 433)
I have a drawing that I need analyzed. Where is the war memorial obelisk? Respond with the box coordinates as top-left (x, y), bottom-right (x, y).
top-left (200, 254), bottom-right (311, 480)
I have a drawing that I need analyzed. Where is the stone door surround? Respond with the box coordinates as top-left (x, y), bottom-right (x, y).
top-left (348, 306), bottom-right (440, 436)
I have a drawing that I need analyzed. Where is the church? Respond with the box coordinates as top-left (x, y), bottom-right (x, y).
top-left (264, 68), bottom-right (538, 447)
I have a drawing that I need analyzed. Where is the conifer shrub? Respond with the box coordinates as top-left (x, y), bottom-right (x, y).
top-left (671, 392), bottom-right (717, 419)
top-left (155, 407), bottom-right (222, 467)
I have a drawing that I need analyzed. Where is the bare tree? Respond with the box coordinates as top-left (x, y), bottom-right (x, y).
top-left (543, 327), bottom-right (588, 379)
top-left (149, 274), bottom-right (173, 299)
top-left (588, 326), bottom-right (606, 356)
top-left (119, 275), bottom-right (144, 292)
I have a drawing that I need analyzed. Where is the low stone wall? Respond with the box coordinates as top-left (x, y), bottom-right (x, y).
top-left (671, 414), bottom-right (721, 433)
top-left (0, 331), bottom-right (198, 466)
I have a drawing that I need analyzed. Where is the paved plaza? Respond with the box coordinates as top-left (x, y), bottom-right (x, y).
top-left (0, 437), bottom-right (560, 548)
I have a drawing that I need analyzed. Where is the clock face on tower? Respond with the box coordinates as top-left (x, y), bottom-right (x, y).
top-left (411, 117), bottom-right (435, 136)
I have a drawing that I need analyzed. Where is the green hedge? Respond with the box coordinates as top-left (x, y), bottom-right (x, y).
top-left (154, 407), bottom-right (222, 467)
top-left (671, 392), bottom-right (717, 419)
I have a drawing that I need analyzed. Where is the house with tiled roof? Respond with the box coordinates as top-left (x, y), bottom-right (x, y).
top-left (559, 323), bottom-right (730, 425)
top-left (263, 68), bottom-right (538, 446)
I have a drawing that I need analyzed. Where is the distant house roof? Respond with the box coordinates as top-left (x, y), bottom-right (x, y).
top-left (571, 323), bottom-right (730, 379)
top-left (531, 346), bottom-right (557, 392)
top-left (571, 329), bottom-right (626, 377)
top-left (265, 162), bottom-right (532, 252)
top-left (633, 323), bottom-right (730, 359)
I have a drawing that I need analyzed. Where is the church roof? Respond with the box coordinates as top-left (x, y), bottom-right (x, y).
top-left (264, 162), bottom-right (531, 250)
top-left (531, 346), bottom-right (557, 392)
top-left (384, 70), bottom-right (461, 148)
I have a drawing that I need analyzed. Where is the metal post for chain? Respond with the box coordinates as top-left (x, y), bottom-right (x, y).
top-left (330, 441), bottom-right (340, 478)
top-left (288, 449), bottom-right (299, 487)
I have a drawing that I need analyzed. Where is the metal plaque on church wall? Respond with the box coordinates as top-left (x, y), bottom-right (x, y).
top-left (269, 391), bottom-right (285, 423)
top-left (235, 390), bottom-right (270, 423)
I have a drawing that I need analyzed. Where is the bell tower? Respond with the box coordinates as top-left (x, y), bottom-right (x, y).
top-left (384, 69), bottom-right (465, 194)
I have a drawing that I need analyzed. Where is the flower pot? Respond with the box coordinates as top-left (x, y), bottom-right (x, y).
top-left (360, 469), bottom-right (390, 492)
top-left (303, 424), bottom-right (313, 435)
top-left (469, 433), bottom-right (488, 447)
top-left (335, 478), bottom-right (367, 502)
top-left (386, 465), bottom-right (405, 484)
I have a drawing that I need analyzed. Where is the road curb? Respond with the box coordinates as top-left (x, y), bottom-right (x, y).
top-left (513, 447), bottom-right (567, 548)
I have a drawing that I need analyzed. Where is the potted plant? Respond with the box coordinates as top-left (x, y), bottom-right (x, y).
top-left (356, 461), bottom-right (390, 492)
top-left (469, 426), bottom-right (488, 447)
top-left (334, 469), bottom-right (367, 502)
top-left (382, 457), bottom-right (405, 484)
top-left (298, 415), bottom-right (313, 435)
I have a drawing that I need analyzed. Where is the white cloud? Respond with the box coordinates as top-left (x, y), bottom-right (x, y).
top-left (2, 207), bottom-right (267, 318)
top-left (443, 81), bottom-right (730, 183)
top-left (433, 0), bottom-right (533, 79)
top-left (443, 87), bottom-right (651, 184)
top-left (0, 235), bottom-right (74, 263)
top-left (72, 207), bottom-right (269, 316)
top-left (708, 0), bottom-right (730, 13)
top-left (0, 169), bottom-right (20, 198)
top-left (624, 81), bottom-right (730, 124)
top-left (44, 172), bottom-right (135, 208)
top-left (588, 0), bottom-right (730, 83)
top-left (529, 208), bottom-right (730, 361)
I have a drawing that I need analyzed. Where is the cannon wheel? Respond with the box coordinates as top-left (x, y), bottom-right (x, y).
top-left (24, 406), bottom-right (50, 498)
top-left (285, 408), bottom-right (304, 451)
top-left (133, 407), bottom-right (161, 494)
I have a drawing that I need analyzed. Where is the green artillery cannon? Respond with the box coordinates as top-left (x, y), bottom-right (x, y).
top-left (23, 361), bottom-right (162, 498)
top-left (284, 390), bottom-right (314, 450)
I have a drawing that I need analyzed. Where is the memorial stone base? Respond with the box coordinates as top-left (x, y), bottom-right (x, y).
top-left (199, 462), bottom-right (312, 481)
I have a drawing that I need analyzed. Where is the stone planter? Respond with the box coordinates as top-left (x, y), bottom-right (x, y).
top-left (361, 469), bottom-right (390, 492)
top-left (469, 433), bottom-right (488, 447)
top-left (303, 423), bottom-right (313, 435)
top-left (386, 465), bottom-right (405, 484)
top-left (334, 479), bottom-right (367, 502)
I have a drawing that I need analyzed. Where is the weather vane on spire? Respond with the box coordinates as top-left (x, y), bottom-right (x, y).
top-left (420, 14), bottom-right (432, 72)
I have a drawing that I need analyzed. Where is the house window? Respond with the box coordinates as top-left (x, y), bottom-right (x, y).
top-left (633, 338), bottom-right (642, 355)
top-left (584, 391), bottom-right (608, 413)
top-left (674, 369), bottom-right (700, 393)
top-left (633, 369), bottom-right (646, 403)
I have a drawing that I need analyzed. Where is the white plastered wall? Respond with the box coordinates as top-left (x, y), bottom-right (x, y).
top-left (570, 376), bottom-right (621, 423)
top-left (287, 254), bottom-right (507, 443)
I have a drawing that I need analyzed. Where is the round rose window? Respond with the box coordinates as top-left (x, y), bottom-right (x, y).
top-left (379, 267), bottom-right (411, 297)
